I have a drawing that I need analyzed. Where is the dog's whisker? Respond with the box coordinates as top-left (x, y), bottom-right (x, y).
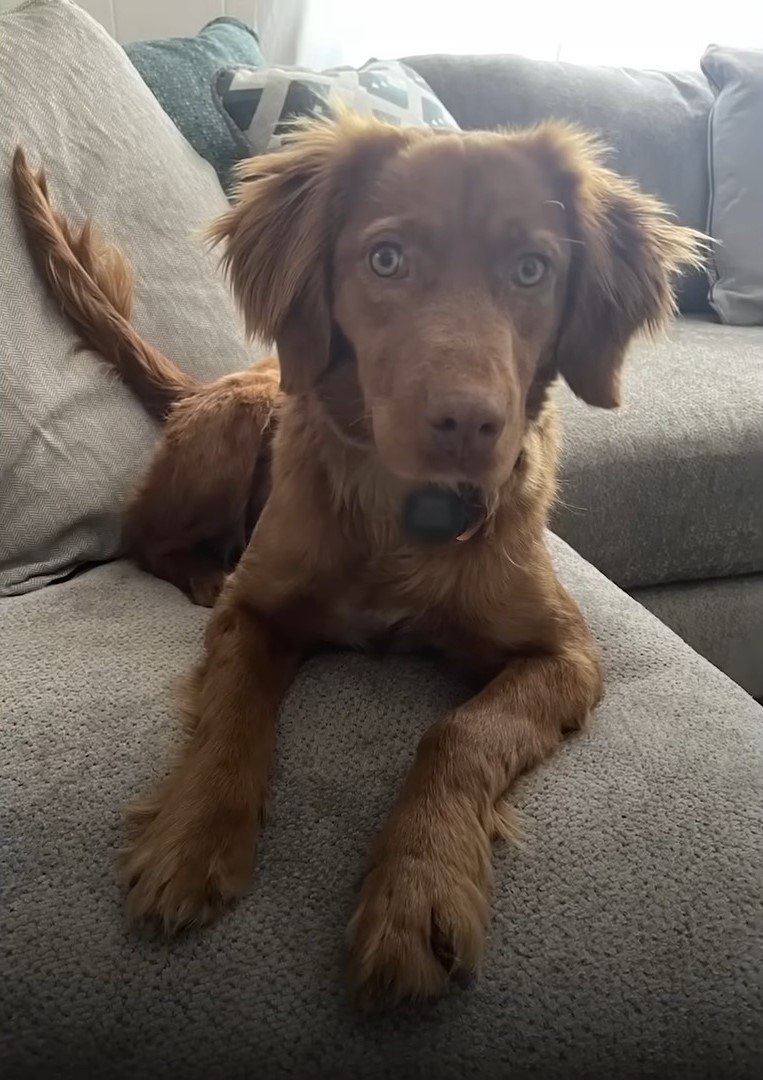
top-left (346, 412), bottom-right (374, 428)
top-left (553, 496), bottom-right (589, 513)
top-left (499, 543), bottom-right (526, 572)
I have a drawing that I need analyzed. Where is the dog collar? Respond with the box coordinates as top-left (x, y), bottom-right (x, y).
top-left (402, 485), bottom-right (487, 544)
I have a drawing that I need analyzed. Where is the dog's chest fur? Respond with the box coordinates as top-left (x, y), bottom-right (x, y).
top-left (318, 538), bottom-right (484, 655)
top-left (322, 589), bottom-right (419, 651)
top-left (318, 559), bottom-right (510, 680)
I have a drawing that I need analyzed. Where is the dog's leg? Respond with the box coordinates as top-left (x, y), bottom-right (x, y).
top-left (122, 594), bottom-right (299, 930)
top-left (122, 481), bottom-right (338, 930)
top-left (137, 546), bottom-right (240, 609)
top-left (127, 369), bottom-right (279, 606)
top-left (128, 409), bottom-right (251, 606)
top-left (347, 591), bottom-right (603, 1005)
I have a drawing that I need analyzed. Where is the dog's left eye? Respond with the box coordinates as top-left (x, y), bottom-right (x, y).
top-left (514, 254), bottom-right (548, 287)
top-left (369, 243), bottom-right (405, 278)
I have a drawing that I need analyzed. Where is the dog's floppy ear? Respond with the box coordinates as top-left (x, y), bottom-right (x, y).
top-left (529, 125), bottom-right (706, 408)
top-left (208, 114), bottom-right (415, 396)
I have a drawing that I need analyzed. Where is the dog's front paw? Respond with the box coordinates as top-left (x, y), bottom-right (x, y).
top-left (121, 789), bottom-right (256, 932)
top-left (347, 809), bottom-right (493, 1005)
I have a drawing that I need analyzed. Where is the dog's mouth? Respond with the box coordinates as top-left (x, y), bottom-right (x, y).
top-left (402, 484), bottom-right (487, 544)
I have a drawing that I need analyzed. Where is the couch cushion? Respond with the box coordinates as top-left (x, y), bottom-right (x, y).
top-left (633, 573), bottom-right (763, 698)
top-left (2, 540), bottom-right (761, 1077)
top-left (125, 17), bottom-right (266, 192)
top-left (701, 45), bottom-right (763, 326)
top-left (0, 0), bottom-right (258, 597)
top-left (404, 53), bottom-right (713, 313)
top-left (553, 316), bottom-right (763, 588)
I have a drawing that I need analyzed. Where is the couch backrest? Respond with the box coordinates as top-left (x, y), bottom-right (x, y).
top-left (405, 53), bottom-right (713, 313)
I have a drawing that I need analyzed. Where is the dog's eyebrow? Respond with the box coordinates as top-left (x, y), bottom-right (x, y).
top-left (540, 202), bottom-right (587, 247)
top-left (492, 223), bottom-right (573, 254)
top-left (360, 216), bottom-right (429, 244)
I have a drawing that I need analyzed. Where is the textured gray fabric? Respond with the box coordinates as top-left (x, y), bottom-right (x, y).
top-left (633, 573), bottom-right (763, 698)
top-left (0, 0), bottom-right (257, 597)
top-left (701, 45), bottom-right (763, 326)
top-left (2, 539), bottom-right (761, 1078)
top-left (404, 53), bottom-right (713, 313)
top-left (553, 315), bottom-right (763, 588)
top-left (124, 17), bottom-right (266, 192)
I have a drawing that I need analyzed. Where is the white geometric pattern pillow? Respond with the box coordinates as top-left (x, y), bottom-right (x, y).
top-left (215, 59), bottom-right (459, 158)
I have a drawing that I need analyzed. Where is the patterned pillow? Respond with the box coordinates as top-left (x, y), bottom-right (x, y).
top-left (215, 60), bottom-right (459, 157)
top-left (125, 18), bottom-right (266, 191)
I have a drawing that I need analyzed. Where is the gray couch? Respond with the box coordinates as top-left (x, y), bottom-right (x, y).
top-left (2, 8), bottom-right (761, 1079)
top-left (408, 54), bottom-right (763, 698)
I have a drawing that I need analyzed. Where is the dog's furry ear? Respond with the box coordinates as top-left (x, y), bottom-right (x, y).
top-left (208, 115), bottom-right (415, 396)
top-left (528, 125), bottom-right (706, 408)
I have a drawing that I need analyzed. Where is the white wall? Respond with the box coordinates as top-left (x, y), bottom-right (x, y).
top-left (7, 1), bottom-right (759, 65)
top-left (0, 1), bottom-right (258, 42)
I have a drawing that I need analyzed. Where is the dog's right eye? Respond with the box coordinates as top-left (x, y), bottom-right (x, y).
top-left (513, 253), bottom-right (548, 287)
top-left (369, 243), bottom-right (405, 278)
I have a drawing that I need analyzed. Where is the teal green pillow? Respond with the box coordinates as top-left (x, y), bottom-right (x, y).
top-left (125, 17), bottom-right (265, 191)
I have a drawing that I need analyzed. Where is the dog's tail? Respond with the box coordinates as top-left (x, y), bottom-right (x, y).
top-left (12, 146), bottom-right (199, 420)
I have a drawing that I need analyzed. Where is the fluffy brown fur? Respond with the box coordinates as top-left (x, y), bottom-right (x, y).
top-left (13, 119), bottom-right (704, 1005)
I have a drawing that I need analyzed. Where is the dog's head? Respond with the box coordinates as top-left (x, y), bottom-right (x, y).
top-left (210, 114), bottom-right (703, 490)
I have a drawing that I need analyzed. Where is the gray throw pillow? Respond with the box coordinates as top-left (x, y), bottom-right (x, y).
top-left (0, 0), bottom-right (261, 596)
top-left (215, 60), bottom-right (459, 158)
top-left (701, 45), bottom-right (763, 326)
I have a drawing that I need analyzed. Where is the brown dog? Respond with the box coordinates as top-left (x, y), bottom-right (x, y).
top-left (13, 117), bottom-right (703, 1004)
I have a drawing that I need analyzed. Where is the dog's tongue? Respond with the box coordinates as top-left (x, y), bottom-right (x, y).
top-left (402, 485), bottom-right (484, 544)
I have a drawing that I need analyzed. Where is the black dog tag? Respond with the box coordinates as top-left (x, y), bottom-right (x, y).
top-left (402, 486), bottom-right (484, 543)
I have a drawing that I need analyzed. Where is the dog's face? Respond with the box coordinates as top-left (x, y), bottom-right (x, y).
top-left (331, 137), bottom-right (572, 486)
top-left (210, 116), bottom-right (702, 490)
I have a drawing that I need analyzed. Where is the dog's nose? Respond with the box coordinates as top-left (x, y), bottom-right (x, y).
top-left (426, 394), bottom-right (506, 466)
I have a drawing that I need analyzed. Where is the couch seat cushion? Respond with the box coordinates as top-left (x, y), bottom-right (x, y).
top-left (2, 539), bottom-right (760, 1077)
top-left (553, 316), bottom-right (763, 588)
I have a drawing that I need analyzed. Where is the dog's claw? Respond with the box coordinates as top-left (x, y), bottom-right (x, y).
top-left (120, 795), bottom-right (256, 933)
top-left (347, 846), bottom-right (490, 1006)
